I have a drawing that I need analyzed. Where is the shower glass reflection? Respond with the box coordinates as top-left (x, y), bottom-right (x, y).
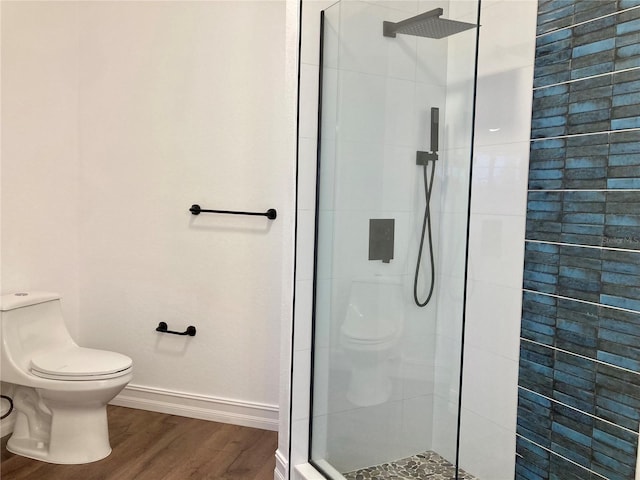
top-left (309, 1), bottom-right (480, 479)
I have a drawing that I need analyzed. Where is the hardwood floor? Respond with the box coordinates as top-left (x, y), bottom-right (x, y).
top-left (0, 406), bottom-right (278, 480)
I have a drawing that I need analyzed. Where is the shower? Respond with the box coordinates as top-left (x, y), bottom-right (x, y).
top-left (414, 107), bottom-right (438, 307)
top-left (309, 2), bottom-right (480, 479)
top-left (383, 8), bottom-right (476, 307)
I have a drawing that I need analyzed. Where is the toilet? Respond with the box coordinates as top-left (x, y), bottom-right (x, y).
top-left (0, 292), bottom-right (133, 464)
top-left (340, 280), bottom-right (404, 407)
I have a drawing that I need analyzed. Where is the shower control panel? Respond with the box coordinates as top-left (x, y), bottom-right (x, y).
top-left (369, 218), bottom-right (394, 264)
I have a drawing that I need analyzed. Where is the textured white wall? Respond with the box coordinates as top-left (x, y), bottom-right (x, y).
top-left (1, 2), bottom-right (81, 339)
top-left (1, 1), bottom-right (293, 417)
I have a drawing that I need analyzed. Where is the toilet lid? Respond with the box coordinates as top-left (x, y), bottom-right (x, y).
top-left (31, 347), bottom-right (132, 380)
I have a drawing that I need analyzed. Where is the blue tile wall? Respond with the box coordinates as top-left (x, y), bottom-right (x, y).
top-left (518, 1), bottom-right (640, 478)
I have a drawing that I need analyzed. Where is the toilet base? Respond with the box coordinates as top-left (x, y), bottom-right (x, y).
top-left (7, 437), bottom-right (112, 465)
top-left (7, 402), bottom-right (113, 464)
top-left (5, 379), bottom-right (130, 465)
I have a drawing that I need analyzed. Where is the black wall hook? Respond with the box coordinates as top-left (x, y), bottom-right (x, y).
top-left (156, 322), bottom-right (196, 337)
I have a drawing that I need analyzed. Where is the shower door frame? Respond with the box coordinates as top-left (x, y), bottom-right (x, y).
top-left (304, 2), bottom-right (483, 479)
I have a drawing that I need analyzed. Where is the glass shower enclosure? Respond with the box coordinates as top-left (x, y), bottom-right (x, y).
top-left (309, 1), bottom-right (480, 478)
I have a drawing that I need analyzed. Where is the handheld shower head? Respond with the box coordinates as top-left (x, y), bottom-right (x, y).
top-left (417, 107), bottom-right (439, 165)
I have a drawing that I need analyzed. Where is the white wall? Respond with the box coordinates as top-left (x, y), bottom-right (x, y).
top-left (1, 2), bottom-right (81, 338)
top-left (1, 1), bottom-right (294, 432)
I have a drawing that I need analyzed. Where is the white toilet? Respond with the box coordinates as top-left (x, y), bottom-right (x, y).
top-left (340, 280), bottom-right (404, 407)
top-left (0, 292), bottom-right (133, 464)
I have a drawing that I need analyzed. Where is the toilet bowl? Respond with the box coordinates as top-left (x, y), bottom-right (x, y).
top-left (0, 292), bottom-right (133, 464)
top-left (340, 280), bottom-right (404, 407)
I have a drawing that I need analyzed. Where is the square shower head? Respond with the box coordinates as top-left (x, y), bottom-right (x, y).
top-left (383, 8), bottom-right (476, 39)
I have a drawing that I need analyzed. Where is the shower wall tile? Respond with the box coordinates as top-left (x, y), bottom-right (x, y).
top-left (595, 363), bottom-right (640, 431)
top-left (604, 191), bottom-right (640, 250)
top-left (601, 249), bottom-right (640, 311)
top-left (516, 434), bottom-right (600, 480)
top-left (555, 298), bottom-right (599, 358)
top-left (592, 419), bottom-right (639, 480)
top-left (529, 129), bottom-right (640, 191)
top-left (533, 28), bottom-right (572, 88)
top-left (474, 66), bottom-right (536, 146)
top-left (458, 406), bottom-right (519, 479)
top-left (523, 242), bottom-right (560, 294)
top-left (535, 5), bottom-right (640, 88)
top-left (521, 290), bottom-right (557, 346)
top-left (525, 191), bottom-right (562, 243)
top-left (608, 129), bottom-right (640, 189)
top-left (521, 1), bottom-right (640, 478)
top-left (564, 133), bottom-right (609, 190)
top-left (516, 344), bottom-right (640, 473)
top-left (465, 281), bottom-right (523, 361)
top-left (536, 0), bottom-right (575, 36)
top-left (567, 76), bottom-right (613, 135)
top-left (524, 244), bottom-right (640, 309)
top-left (574, 1), bottom-right (618, 24)
top-left (597, 307), bottom-right (640, 372)
top-left (517, 388), bottom-right (553, 447)
top-left (475, 0), bottom-right (538, 76)
top-left (337, 1), bottom-right (419, 81)
top-left (528, 137), bottom-right (566, 190)
top-left (470, 142), bottom-right (530, 217)
top-left (467, 214), bottom-right (528, 289)
top-left (521, 291), bottom-right (640, 374)
top-left (612, 71), bottom-right (640, 132)
top-left (615, 5), bottom-right (640, 71)
top-left (461, 346), bottom-right (519, 428)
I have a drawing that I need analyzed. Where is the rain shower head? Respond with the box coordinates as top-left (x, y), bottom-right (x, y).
top-left (383, 8), bottom-right (476, 39)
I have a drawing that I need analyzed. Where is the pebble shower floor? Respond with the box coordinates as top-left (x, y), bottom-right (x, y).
top-left (343, 451), bottom-right (478, 480)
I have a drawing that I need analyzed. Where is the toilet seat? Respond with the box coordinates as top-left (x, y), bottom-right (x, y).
top-left (31, 347), bottom-right (132, 381)
top-left (341, 306), bottom-right (397, 344)
top-left (341, 334), bottom-right (395, 346)
top-left (340, 324), bottom-right (397, 345)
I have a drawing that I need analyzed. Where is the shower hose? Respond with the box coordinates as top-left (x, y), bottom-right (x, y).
top-left (413, 160), bottom-right (437, 307)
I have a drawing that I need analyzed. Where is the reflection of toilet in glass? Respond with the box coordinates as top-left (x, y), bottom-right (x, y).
top-left (340, 280), bottom-right (404, 406)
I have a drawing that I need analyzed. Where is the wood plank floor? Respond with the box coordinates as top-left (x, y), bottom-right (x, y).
top-left (1, 405), bottom-right (277, 480)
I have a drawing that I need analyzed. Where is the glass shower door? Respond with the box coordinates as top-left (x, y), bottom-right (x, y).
top-left (310, 1), bottom-right (480, 479)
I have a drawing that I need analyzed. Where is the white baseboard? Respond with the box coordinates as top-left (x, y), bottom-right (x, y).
top-left (110, 384), bottom-right (279, 431)
top-left (275, 448), bottom-right (288, 480)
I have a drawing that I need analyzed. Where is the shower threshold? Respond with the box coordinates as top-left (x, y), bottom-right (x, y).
top-left (343, 450), bottom-right (478, 480)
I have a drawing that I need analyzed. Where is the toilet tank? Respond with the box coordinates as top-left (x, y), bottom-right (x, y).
top-left (0, 292), bottom-right (76, 379)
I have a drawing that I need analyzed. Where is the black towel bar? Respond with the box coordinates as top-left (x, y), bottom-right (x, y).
top-left (189, 204), bottom-right (276, 220)
top-left (155, 322), bottom-right (196, 336)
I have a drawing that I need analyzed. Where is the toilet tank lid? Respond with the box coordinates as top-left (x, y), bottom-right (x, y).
top-left (0, 292), bottom-right (60, 312)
